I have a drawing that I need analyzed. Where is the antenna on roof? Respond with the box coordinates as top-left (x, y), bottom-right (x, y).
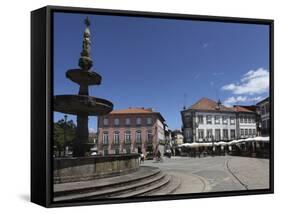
top-left (215, 87), bottom-right (218, 101)
top-left (183, 93), bottom-right (187, 109)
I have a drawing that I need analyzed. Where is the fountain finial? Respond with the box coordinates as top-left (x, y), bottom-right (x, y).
top-left (84, 16), bottom-right (90, 27)
top-left (79, 16), bottom-right (93, 70)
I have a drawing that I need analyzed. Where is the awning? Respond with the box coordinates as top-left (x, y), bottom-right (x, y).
top-left (179, 136), bottom-right (270, 148)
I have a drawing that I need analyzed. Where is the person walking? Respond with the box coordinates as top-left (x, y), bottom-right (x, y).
top-left (157, 150), bottom-right (163, 162)
top-left (140, 153), bottom-right (144, 164)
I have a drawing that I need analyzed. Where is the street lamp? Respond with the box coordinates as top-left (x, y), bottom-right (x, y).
top-left (64, 114), bottom-right (68, 156)
top-left (211, 134), bottom-right (215, 157)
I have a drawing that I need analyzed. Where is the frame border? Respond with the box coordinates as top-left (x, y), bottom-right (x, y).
top-left (32, 5), bottom-right (274, 208)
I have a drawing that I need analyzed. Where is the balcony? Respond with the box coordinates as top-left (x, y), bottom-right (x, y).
top-left (113, 141), bottom-right (120, 149)
top-left (125, 140), bottom-right (131, 145)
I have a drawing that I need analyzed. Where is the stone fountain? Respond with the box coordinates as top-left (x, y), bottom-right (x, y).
top-left (54, 17), bottom-right (113, 157)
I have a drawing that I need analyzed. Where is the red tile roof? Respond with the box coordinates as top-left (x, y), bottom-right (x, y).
top-left (110, 107), bottom-right (154, 114)
top-left (232, 105), bottom-right (255, 113)
top-left (187, 97), bottom-right (234, 112)
top-left (108, 107), bottom-right (165, 122)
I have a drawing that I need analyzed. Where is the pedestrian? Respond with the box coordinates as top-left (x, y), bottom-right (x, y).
top-left (140, 153), bottom-right (144, 163)
top-left (157, 150), bottom-right (163, 162)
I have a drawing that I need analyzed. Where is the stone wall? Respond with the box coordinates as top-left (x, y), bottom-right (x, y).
top-left (53, 154), bottom-right (140, 184)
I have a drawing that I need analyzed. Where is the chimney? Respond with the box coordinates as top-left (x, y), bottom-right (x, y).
top-left (215, 99), bottom-right (222, 110)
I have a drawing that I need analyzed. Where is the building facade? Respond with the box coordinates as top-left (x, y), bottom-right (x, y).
top-left (257, 97), bottom-right (270, 136)
top-left (232, 105), bottom-right (258, 139)
top-left (181, 98), bottom-right (258, 143)
top-left (172, 130), bottom-right (184, 145)
top-left (97, 107), bottom-right (166, 156)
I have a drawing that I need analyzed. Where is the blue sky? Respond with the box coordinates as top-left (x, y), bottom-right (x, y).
top-left (53, 12), bottom-right (270, 131)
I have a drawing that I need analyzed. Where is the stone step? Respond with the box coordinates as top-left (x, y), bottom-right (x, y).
top-left (147, 175), bottom-right (181, 196)
top-left (54, 166), bottom-right (160, 197)
top-left (54, 170), bottom-right (165, 202)
top-left (113, 174), bottom-right (171, 198)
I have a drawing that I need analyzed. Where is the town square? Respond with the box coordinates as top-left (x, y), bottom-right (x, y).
top-left (52, 12), bottom-right (271, 202)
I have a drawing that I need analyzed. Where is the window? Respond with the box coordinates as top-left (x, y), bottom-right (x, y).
top-left (222, 116), bottom-right (228, 125)
top-left (103, 132), bottom-right (109, 144)
top-left (114, 118), bottom-right (119, 126)
top-left (245, 129), bottom-right (248, 137)
top-left (261, 106), bottom-right (265, 115)
top-left (136, 131), bottom-right (142, 143)
top-left (240, 117), bottom-right (244, 123)
top-left (207, 115), bottom-right (212, 124)
top-left (253, 129), bottom-right (256, 136)
top-left (231, 130), bottom-right (235, 139)
top-left (147, 130), bottom-right (153, 142)
top-left (223, 129), bottom-right (228, 139)
top-left (245, 117), bottom-right (248, 124)
top-left (250, 117), bottom-right (253, 123)
top-left (125, 118), bottom-right (131, 126)
top-left (125, 131), bottom-right (131, 144)
top-left (266, 119), bottom-right (270, 129)
top-left (215, 116), bottom-right (220, 124)
top-left (147, 117), bottom-right (152, 125)
top-left (115, 149), bottom-right (119, 155)
top-left (249, 129), bottom-right (252, 137)
top-left (230, 117), bottom-right (235, 125)
top-left (249, 117), bottom-right (253, 123)
top-left (136, 117), bottom-right (142, 126)
top-left (198, 115), bottom-right (204, 124)
top-left (185, 115), bottom-right (192, 125)
top-left (262, 120), bottom-right (267, 129)
top-left (252, 117), bottom-right (256, 123)
top-left (215, 129), bottom-right (221, 141)
top-left (198, 129), bottom-right (204, 139)
top-left (265, 103), bottom-right (269, 114)
top-left (103, 118), bottom-right (109, 126)
top-left (114, 131), bottom-right (119, 144)
top-left (240, 129), bottom-right (244, 137)
top-left (207, 129), bottom-right (212, 138)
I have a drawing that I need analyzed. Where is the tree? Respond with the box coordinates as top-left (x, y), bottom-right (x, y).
top-left (53, 119), bottom-right (76, 157)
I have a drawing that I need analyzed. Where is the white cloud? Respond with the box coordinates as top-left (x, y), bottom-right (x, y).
top-left (223, 96), bottom-right (264, 106)
top-left (194, 73), bottom-right (201, 80)
top-left (203, 43), bottom-right (209, 48)
top-left (89, 127), bottom-right (96, 133)
top-left (212, 72), bottom-right (224, 76)
top-left (221, 68), bottom-right (269, 95)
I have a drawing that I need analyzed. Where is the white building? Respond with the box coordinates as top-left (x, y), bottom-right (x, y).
top-left (232, 105), bottom-right (257, 139)
top-left (257, 97), bottom-right (270, 136)
top-left (181, 98), bottom-right (257, 143)
top-left (172, 130), bottom-right (184, 145)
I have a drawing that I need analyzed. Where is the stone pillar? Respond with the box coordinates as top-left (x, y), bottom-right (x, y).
top-left (79, 84), bottom-right (89, 96)
top-left (73, 114), bottom-right (89, 157)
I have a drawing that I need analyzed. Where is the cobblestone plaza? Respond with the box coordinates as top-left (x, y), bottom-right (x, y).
top-left (143, 155), bottom-right (269, 194)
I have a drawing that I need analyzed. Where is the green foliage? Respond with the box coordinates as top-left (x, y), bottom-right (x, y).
top-left (53, 119), bottom-right (76, 154)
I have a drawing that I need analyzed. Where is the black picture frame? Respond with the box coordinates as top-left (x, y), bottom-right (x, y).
top-left (31, 5), bottom-right (274, 208)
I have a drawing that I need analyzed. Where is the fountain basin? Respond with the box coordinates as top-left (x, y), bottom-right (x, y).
top-left (54, 95), bottom-right (113, 116)
top-left (53, 154), bottom-right (140, 183)
top-left (66, 69), bottom-right (102, 86)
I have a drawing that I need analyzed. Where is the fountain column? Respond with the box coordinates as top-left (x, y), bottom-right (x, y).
top-left (54, 17), bottom-right (113, 157)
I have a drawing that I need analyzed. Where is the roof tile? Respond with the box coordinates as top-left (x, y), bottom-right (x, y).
top-left (110, 107), bottom-right (154, 114)
top-left (232, 105), bottom-right (255, 113)
top-left (188, 97), bottom-right (234, 112)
